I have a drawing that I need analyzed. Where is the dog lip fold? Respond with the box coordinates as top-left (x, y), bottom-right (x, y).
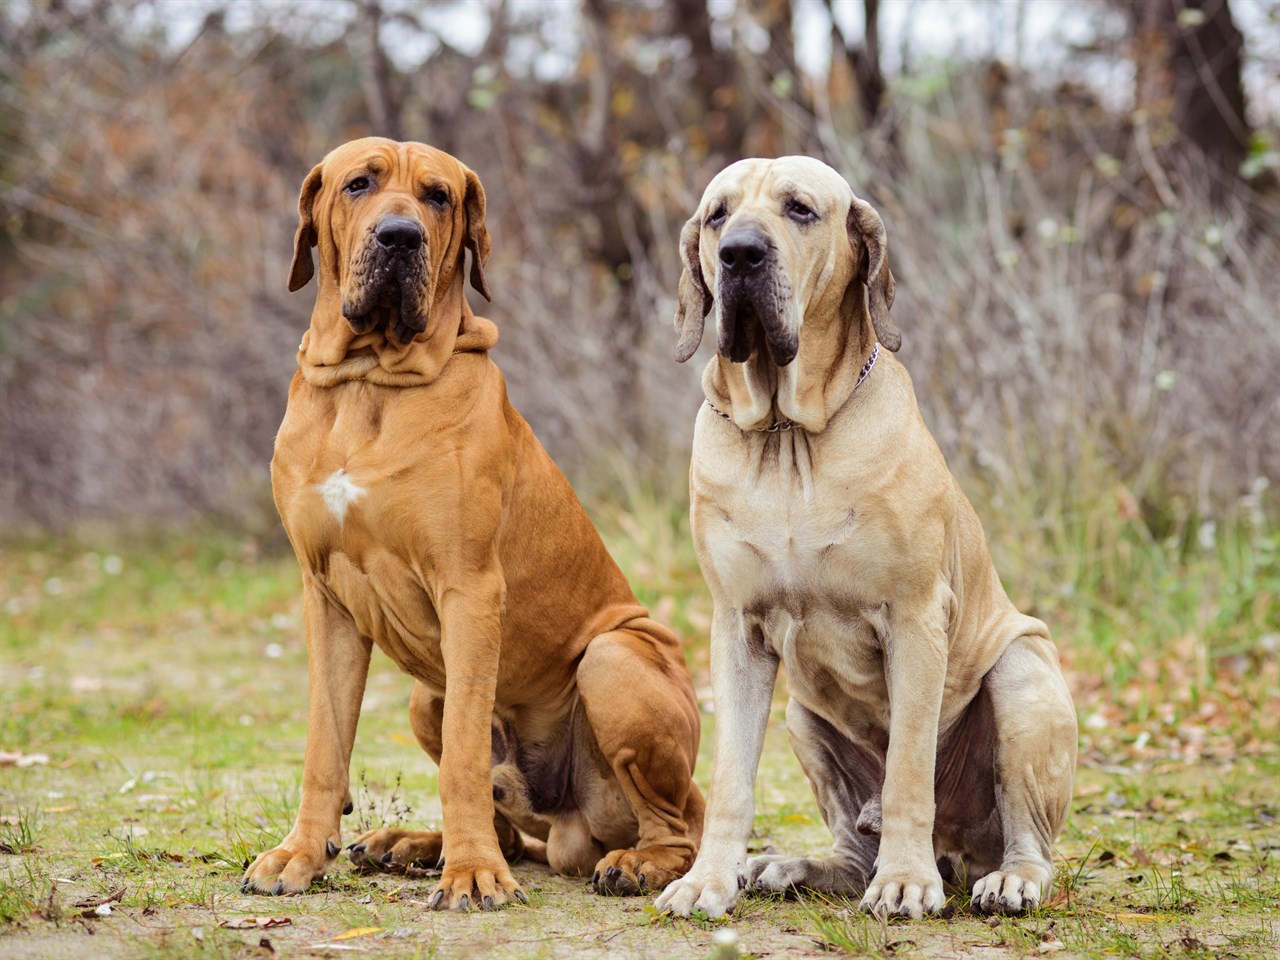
top-left (764, 331), bottom-right (798, 367)
top-left (717, 282), bottom-right (795, 366)
top-left (717, 295), bottom-right (753, 363)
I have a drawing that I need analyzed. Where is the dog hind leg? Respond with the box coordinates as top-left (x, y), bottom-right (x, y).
top-left (744, 699), bottom-right (881, 897)
top-left (576, 625), bottom-right (704, 896)
top-left (970, 635), bottom-right (1076, 914)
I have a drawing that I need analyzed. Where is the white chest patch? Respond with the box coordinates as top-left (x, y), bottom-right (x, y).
top-left (316, 469), bottom-right (366, 525)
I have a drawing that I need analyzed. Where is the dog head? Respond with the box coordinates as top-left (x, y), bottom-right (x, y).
top-left (289, 137), bottom-right (491, 345)
top-left (674, 156), bottom-right (899, 364)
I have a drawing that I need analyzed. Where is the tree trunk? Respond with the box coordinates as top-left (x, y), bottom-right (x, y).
top-left (357, 0), bottom-right (403, 141)
top-left (1129, 0), bottom-right (1251, 197)
top-left (824, 0), bottom-right (886, 127)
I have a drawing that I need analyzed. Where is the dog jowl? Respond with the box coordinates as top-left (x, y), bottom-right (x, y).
top-left (343, 213), bottom-right (429, 343)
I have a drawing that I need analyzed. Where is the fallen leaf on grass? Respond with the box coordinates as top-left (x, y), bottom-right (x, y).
top-left (0, 750), bottom-right (50, 767)
top-left (219, 916), bottom-right (293, 930)
top-left (36, 884), bottom-right (60, 922)
top-left (333, 926), bottom-right (384, 940)
top-left (75, 887), bottom-right (125, 917)
top-left (1103, 912), bottom-right (1163, 923)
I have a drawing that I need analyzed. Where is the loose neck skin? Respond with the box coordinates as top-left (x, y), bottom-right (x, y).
top-left (703, 283), bottom-right (878, 434)
top-left (298, 267), bottom-right (497, 388)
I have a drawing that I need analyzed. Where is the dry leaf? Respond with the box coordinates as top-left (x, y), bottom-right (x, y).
top-left (1105, 912), bottom-right (1162, 923)
top-left (0, 751), bottom-right (50, 767)
top-left (219, 916), bottom-right (292, 930)
top-left (333, 926), bottom-right (383, 940)
top-left (76, 887), bottom-right (125, 917)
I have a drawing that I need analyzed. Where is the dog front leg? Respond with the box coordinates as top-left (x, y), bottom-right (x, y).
top-left (244, 580), bottom-right (371, 894)
top-left (860, 601), bottom-right (949, 919)
top-left (429, 577), bottom-right (523, 911)
top-left (655, 609), bottom-right (778, 919)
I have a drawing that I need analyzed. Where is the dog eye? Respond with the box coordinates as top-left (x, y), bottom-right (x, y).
top-left (787, 199), bottom-right (817, 222)
top-left (344, 176), bottom-right (370, 195)
top-left (423, 188), bottom-right (450, 209)
top-left (705, 205), bottom-right (727, 228)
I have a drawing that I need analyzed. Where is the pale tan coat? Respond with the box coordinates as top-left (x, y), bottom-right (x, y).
top-left (655, 158), bottom-right (1076, 920)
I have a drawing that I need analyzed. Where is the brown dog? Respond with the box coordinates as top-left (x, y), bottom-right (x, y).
top-left (242, 138), bottom-right (703, 910)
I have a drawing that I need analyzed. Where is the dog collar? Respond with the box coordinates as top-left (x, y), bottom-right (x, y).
top-left (706, 342), bottom-right (879, 433)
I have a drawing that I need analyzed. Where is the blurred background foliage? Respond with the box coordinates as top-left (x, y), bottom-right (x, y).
top-left (0, 0), bottom-right (1277, 545)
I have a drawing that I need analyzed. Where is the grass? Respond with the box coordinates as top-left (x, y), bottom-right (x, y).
top-left (0, 494), bottom-right (1277, 959)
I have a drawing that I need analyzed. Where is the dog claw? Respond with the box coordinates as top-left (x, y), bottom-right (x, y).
top-left (591, 871), bottom-right (600, 888)
top-left (343, 801), bottom-right (354, 815)
top-left (327, 840), bottom-right (339, 858)
top-left (271, 881), bottom-right (284, 896)
top-left (351, 843), bottom-right (366, 854)
top-left (458, 894), bottom-right (471, 911)
top-left (514, 890), bottom-right (528, 905)
top-left (606, 867), bottom-right (621, 883)
top-left (482, 895), bottom-right (495, 911)
top-left (435, 854), bottom-right (445, 869)
top-left (429, 890), bottom-right (445, 910)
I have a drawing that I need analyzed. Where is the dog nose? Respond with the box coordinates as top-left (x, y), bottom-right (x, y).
top-left (718, 231), bottom-right (769, 275)
top-left (375, 216), bottom-right (423, 252)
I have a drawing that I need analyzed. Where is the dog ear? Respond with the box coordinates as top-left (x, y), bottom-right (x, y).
top-left (288, 163), bottom-right (323, 293)
top-left (847, 197), bottom-right (900, 352)
top-left (673, 214), bottom-right (712, 362)
top-left (463, 168), bottom-right (492, 302)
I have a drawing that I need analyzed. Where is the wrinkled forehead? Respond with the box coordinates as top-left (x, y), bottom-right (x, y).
top-left (321, 137), bottom-right (462, 185)
top-left (701, 156), bottom-right (852, 209)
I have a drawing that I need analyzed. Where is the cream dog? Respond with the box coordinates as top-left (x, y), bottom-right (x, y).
top-left (655, 157), bottom-right (1076, 920)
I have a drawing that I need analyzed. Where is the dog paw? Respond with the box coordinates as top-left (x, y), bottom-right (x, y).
top-left (743, 854), bottom-right (815, 895)
top-left (242, 840), bottom-right (335, 895)
top-left (654, 866), bottom-right (740, 919)
top-left (429, 860), bottom-right (524, 911)
top-left (860, 865), bottom-right (946, 919)
top-left (592, 845), bottom-right (693, 896)
top-left (971, 869), bottom-right (1042, 915)
top-left (346, 828), bottom-right (443, 874)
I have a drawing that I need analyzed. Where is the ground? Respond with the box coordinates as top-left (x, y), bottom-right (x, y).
top-left (1, 524), bottom-right (1276, 959)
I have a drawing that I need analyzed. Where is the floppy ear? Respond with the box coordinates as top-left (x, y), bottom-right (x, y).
top-left (673, 214), bottom-right (712, 363)
top-left (463, 168), bottom-right (492, 302)
top-left (288, 163), bottom-right (324, 293)
top-left (847, 197), bottom-right (900, 352)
